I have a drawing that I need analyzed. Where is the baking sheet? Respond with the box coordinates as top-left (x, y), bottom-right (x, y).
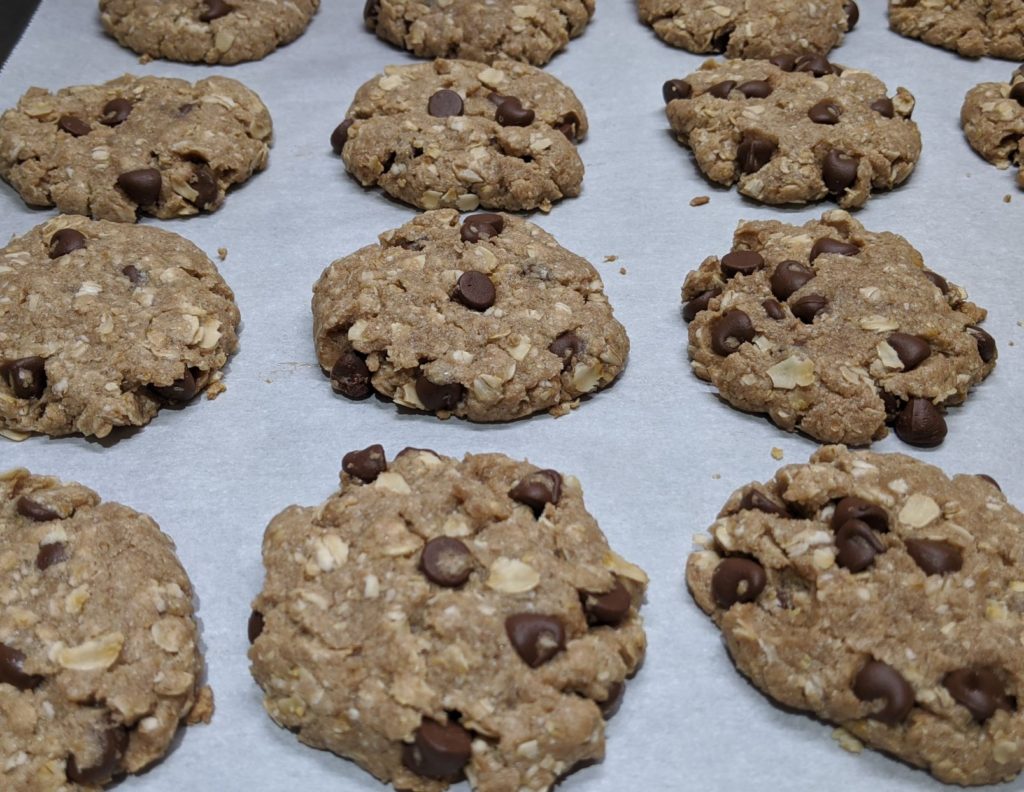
top-left (2, 2), bottom-right (1023, 790)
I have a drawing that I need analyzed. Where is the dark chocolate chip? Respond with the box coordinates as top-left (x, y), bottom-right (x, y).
top-left (549, 331), bottom-right (585, 370)
top-left (662, 79), bottom-right (692, 103)
top-left (894, 398), bottom-right (947, 447)
top-left (420, 537), bottom-right (473, 588)
top-left (66, 726), bottom-right (127, 785)
top-left (977, 474), bottom-right (1001, 491)
top-left (0, 642), bottom-right (43, 690)
top-left (57, 115), bottom-right (90, 137)
top-left (557, 111), bottom-right (581, 141)
top-left (844, 0), bottom-right (859, 28)
top-left (870, 97), bottom-right (895, 118)
top-left (496, 97), bottom-right (535, 126)
top-left (342, 444), bottom-right (387, 483)
top-left (2, 356), bottom-right (47, 399)
top-left (905, 539), bottom-right (962, 576)
top-left (967, 326), bottom-right (996, 363)
top-left (770, 260), bottom-right (815, 300)
top-left (710, 310), bottom-right (754, 356)
top-left (199, 0), bottom-right (234, 22)
top-left (809, 237), bottom-right (859, 261)
top-left (600, 682), bottom-right (625, 719)
top-left (682, 288), bottom-right (721, 322)
top-left (769, 54), bottom-right (798, 71)
top-left (247, 610), bottom-right (264, 644)
top-left (763, 299), bottom-right (786, 320)
top-left (16, 496), bottom-right (60, 522)
top-left (36, 542), bottom-right (68, 571)
top-left (854, 661), bottom-right (914, 724)
top-left (427, 89), bottom-right (463, 118)
top-left (739, 489), bottom-right (789, 516)
top-left (117, 168), bottom-right (161, 206)
top-left (794, 54), bottom-right (832, 77)
top-left (832, 496), bottom-right (889, 534)
top-left (487, 91), bottom-right (510, 106)
top-left (452, 271), bottom-right (495, 311)
top-left (738, 80), bottom-right (772, 99)
top-left (737, 133), bottom-right (776, 174)
top-left (822, 150), bottom-right (859, 194)
top-left (363, 0), bottom-right (380, 23)
top-left (922, 270), bottom-right (949, 294)
top-left (460, 213), bottom-right (504, 243)
top-left (509, 470), bottom-right (562, 516)
top-left (331, 119), bottom-right (354, 154)
top-left (402, 720), bottom-right (472, 780)
top-left (330, 352), bottom-right (372, 400)
top-left (583, 579), bottom-right (631, 626)
top-left (944, 668), bottom-right (1013, 723)
top-left (808, 100), bottom-right (841, 124)
top-left (1010, 82), bottom-right (1024, 107)
top-left (720, 250), bottom-right (764, 278)
top-left (505, 613), bottom-right (566, 667)
top-left (190, 164), bottom-right (218, 210)
top-left (48, 228), bottom-right (87, 258)
top-left (152, 368), bottom-right (199, 402)
top-left (835, 519), bottom-right (885, 573)
top-left (790, 293), bottom-right (828, 323)
top-left (415, 376), bottom-right (464, 412)
top-left (887, 333), bottom-right (931, 371)
top-left (708, 80), bottom-right (737, 99)
top-left (100, 98), bottom-right (132, 127)
top-left (711, 557), bottom-right (767, 608)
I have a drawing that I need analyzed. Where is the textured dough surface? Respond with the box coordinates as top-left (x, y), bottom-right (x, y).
top-left (0, 74), bottom-right (272, 223)
top-left (687, 445), bottom-right (1024, 786)
top-left (961, 67), bottom-right (1024, 188)
top-left (99, 0), bottom-right (320, 64)
top-left (0, 216), bottom-right (240, 439)
top-left (0, 469), bottom-right (211, 791)
top-left (889, 0), bottom-right (1024, 60)
top-left (337, 59), bottom-right (586, 212)
top-left (250, 449), bottom-right (647, 792)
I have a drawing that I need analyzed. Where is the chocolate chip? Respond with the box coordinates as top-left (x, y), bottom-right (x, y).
top-left (420, 537), bottom-right (473, 587)
top-left (600, 682), bottom-right (625, 719)
top-left (682, 288), bottom-right (721, 322)
top-left (48, 228), bottom-right (87, 258)
top-left (770, 260), bottom-right (815, 300)
top-left (583, 579), bottom-right (631, 626)
top-left (496, 97), bottom-right (535, 126)
top-left (808, 100), bottom-right (841, 124)
top-left (822, 150), bottom-right (859, 194)
top-left (189, 164), bottom-right (218, 210)
top-left (894, 398), bottom-right (947, 447)
top-left (711, 558), bottom-right (767, 608)
top-left (832, 496), bottom-right (889, 533)
top-left (58, 115), bottom-right (90, 137)
top-left (247, 610), bottom-right (264, 644)
top-left (739, 489), bottom-right (789, 516)
top-left (707, 80), bottom-right (736, 99)
top-left (330, 352), bottom-right (372, 399)
top-left (977, 474), bottom-right (1001, 491)
top-left (415, 376), bottom-right (464, 412)
top-left (16, 496), bottom-right (60, 522)
top-left (363, 0), bottom-right (380, 23)
top-left (710, 310), bottom-right (754, 356)
top-left (1010, 83), bottom-right (1024, 107)
top-left (737, 134), bottom-right (776, 174)
top-left (763, 299), bottom-right (786, 320)
top-left (487, 91), bottom-right (509, 106)
top-left (881, 390), bottom-right (902, 420)
top-left (66, 726), bottom-right (127, 785)
top-left (944, 668), bottom-right (1013, 723)
top-left (36, 542), bottom-right (68, 570)
top-left (199, 0), bottom-right (234, 22)
top-left (402, 720), bottom-right (473, 780)
top-left (738, 80), bottom-right (773, 99)
top-left (100, 98), bottom-right (132, 126)
top-left (854, 661), bottom-right (914, 724)
top-left (0, 643), bottom-right (43, 690)
top-left (426, 89), bottom-right (463, 118)
top-left (720, 250), bottom-right (764, 279)
top-left (452, 271), bottom-right (495, 311)
top-left (887, 333), bottom-right (930, 371)
top-left (835, 519), bottom-right (885, 572)
top-left (330, 119), bottom-right (354, 154)
top-left (2, 356), bottom-right (47, 399)
top-left (460, 213), bottom-right (504, 243)
top-left (509, 470), bottom-right (562, 516)
top-left (152, 368), bottom-right (199, 402)
top-left (769, 54), bottom-right (797, 71)
top-left (794, 54), bottom-right (832, 77)
top-left (117, 168), bottom-right (161, 206)
top-left (905, 539), bottom-right (962, 576)
top-left (662, 79), bottom-right (692, 103)
top-left (809, 237), bottom-right (859, 261)
top-left (505, 614), bottom-right (566, 667)
top-left (342, 444), bottom-right (387, 483)
top-left (870, 97), bottom-right (895, 118)
top-left (844, 0), bottom-right (859, 28)
top-left (549, 331), bottom-right (585, 370)
top-left (790, 294), bottom-right (828, 323)
top-left (967, 326), bottom-right (996, 363)
top-left (557, 111), bottom-right (581, 141)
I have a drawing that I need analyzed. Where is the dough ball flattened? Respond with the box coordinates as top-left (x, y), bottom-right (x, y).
top-left (100, 0), bottom-right (320, 64)
top-left (250, 448), bottom-right (647, 792)
top-left (639, 0), bottom-right (858, 58)
top-left (363, 0), bottom-right (594, 66)
top-left (962, 67), bottom-right (1024, 188)
top-left (889, 0), bottom-right (1024, 61)
top-left (0, 74), bottom-right (272, 223)
top-left (312, 210), bottom-right (627, 422)
top-left (664, 57), bottom-right (920, 209)
top-left (334, 59), bottom-right (586, 213)
top-left (686, 445), bottom-right (1024, 786)
top-left (0, 469), bottom-right (212, 792)
top-left (681, 210), bottom-right (995, 447)
top-left (0, 217), bottom-right (240, 439)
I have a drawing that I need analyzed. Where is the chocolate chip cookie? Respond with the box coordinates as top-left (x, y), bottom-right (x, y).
top-left (664, 57), bottom-right (920, 208)
top-left (639, 0), bottom-right (858, 58)
top-left (0, 74), bottom-right (272, 223)
top-left (962, 67), bottom-right (1024, 188)
top-left (100, 0), bottom-right (320, 64)
top-left (0, 217), bottom-right (240, 439)
top-left (889, 0), bottom-right (1024, 61)
top-left (0, 468), bottom-right (212, 791)
top-left (363, 0), bottom-right (594, 66)
top-left (681, 210), bottom-right (996, 447)
top-left (250, 448), bottom-right (646, 792)
top-left (312, 210), bottom-right (626, 421)
top-left (333, 59), bottom-right (586, 212)
top-left (687, 445), bottom-right (1024, 786)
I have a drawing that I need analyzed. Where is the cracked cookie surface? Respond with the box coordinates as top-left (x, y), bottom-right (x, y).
top-left (962, 67), bottom-right (1024, 188)
top-left (664, 57), bottom-right (920, 208)
top-left (334, 59), bottom-right (586, 212)
top-left (250, 448), bottom-right (647, 792)
top-left (687, 445), bottom-right (1024, 786)
top-left (100, 0), bottom-right (320, 64)
top-left (639, 0), bottom-right (857, 57)
top-left (0, 74), bottom-right (272, 223)
top-left (681, 211), bottom-right (996, 447)
top-left (889, 0), bottom-right (1024, 60)
top-left (363, 0), bottom-right (594, 66)
top-left (312, 210), bottom-right (626, 422)
top-left (0, 469), bottom-right (212, 791)
top-left (0, 216), bottom-right (240, 439)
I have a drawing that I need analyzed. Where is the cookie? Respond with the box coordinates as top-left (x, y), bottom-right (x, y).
top-left (250, 447), bottom-right (647, 792)
top-left (0, 217), bottom-right (240, 439)
top-left (99, 0), bottom-right (319, 64)
top-left (961, 67), bottom-right (1024, 189)
top-left (639, 0), bottom-right (858, 58)
top-left (663, 57), bottom-right (920, 208)
top-left (0, 468), bottom-right (212, 791)
top-left (0, 74), bottom-right (272, 223)
top-left (312, 210), bottom-right (627, 421)
top-left (333, 59), bottom-right (586, 212)
top-left (681, 210), bottom-right (996, 447)
top-left (687, 445), bottom-right (1024, 786)
top-left (889, 0), bottom-right (1024, 61)
top-left (363, 0), bottom-right (594, 66)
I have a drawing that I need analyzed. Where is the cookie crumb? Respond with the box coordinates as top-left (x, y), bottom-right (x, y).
top-left (187, 685), bottom-right (215, 725)
top-left (690, 195), bottom-right (710, 207)
top-left (217, 247), bottom-right (228, 261)
top-left (832, 728), bottom-right (864, 754)
top-left (604, 255), bottom-right (619, 263)
top-left (138, 53), bottom-right (153, 65)
top-left (619, 267), bottom-right (627, 275)
top-left (771, 447), bottom-right (784, 460)
top-left (1004, 195), bottom-right (1012, 204)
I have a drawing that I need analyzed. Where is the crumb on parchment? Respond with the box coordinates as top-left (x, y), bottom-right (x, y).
top-left (690, 196), bottom-right (710, 207)
top-left (217, 247), bottom-right (228, 261)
